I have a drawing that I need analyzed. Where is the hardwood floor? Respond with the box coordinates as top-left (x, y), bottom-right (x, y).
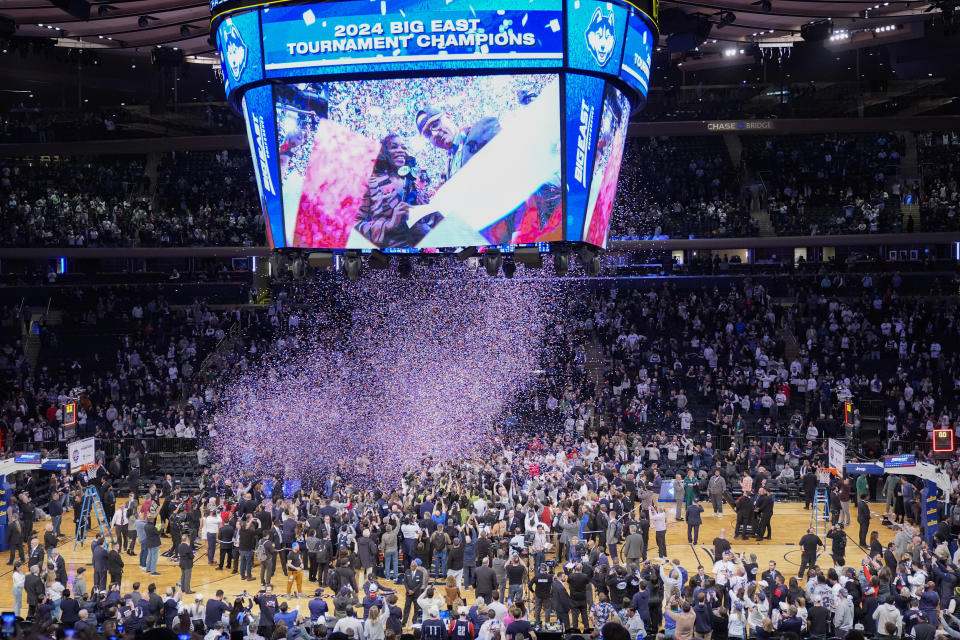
top-left (0, 502), bottom-right (898, 622)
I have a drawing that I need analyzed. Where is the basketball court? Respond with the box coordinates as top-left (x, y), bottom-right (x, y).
top-left (0, 501), bottom-right (898, 618)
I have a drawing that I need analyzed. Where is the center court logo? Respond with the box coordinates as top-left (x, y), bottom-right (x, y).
top-left (221, 18), bottom-right (248, 82)
top-left (585, 8), bottom-right (616, 67)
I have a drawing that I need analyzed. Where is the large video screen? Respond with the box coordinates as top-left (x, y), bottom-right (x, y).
top-left (276, 74), bottom-right (562, 249)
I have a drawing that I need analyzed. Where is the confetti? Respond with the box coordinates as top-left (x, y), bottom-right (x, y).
top-left (210, 265), bottom-right (569, 488)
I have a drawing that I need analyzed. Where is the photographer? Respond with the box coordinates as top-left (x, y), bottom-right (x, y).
top-left (826, 523), bottom-right (846, 566)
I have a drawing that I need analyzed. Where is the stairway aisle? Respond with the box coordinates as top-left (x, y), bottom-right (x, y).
top-left (779, 327), bottom-right (800, 363)
top-left (584, 339), bottom-right (607, 392)
top-left (901, 203), bottom-right (921, 232)
top-left (144, 151), bottom-right (161, 211)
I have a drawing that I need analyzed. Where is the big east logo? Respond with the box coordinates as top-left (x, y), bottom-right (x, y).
top-left (220, 19), bottom-right (248, 82)
top-left (585, 8), bottom-right (616, 67)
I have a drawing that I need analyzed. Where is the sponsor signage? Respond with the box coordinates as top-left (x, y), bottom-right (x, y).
top-left (706, 120), bottom-right (774, 132)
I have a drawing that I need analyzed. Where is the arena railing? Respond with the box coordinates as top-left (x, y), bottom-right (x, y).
top-left (0, 117), bottom-right (958, 159)
top-left (34, 435), bottom-right (200, 461)
top-left (3, 232), bottom-right (960, 261)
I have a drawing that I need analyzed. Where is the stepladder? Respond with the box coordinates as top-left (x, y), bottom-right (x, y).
top-left (74, 486), bottom-right (115, 550)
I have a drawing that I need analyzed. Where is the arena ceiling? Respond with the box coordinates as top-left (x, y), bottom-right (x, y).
top-left (0, 0), bottom-right (948, 61)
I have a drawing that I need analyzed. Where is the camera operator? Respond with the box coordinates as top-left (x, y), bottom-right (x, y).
top-left (159, 487), bottom-right (180, 537)
top-left (183, 498), bottom-right (201, 549)
top-left (509, 527), bottom-right (527, 559)
top-left (166, 503), bottom-right (186, 560)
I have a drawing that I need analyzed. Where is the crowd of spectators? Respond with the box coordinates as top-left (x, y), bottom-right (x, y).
top-left (917, 132), bottom-right (959, 233)
top-left (0, 151), bottom-right (265, 247)
top-left (0, 105), bottom-right (244, 144)
top-left (634, 79), bottom-right (957, 122)
top-left (2, 128), bottom-right (955, 245)
top-left (0, 111), bottom-right (135, 144)
top-left (5, 263), bottom-right (960, 476)
top-left (0, 157), bottom-right (152, 247)
top-left (743, 133), bottom-right (905, 236)
top-left (610, 137), bottom-right (755, 240)
top-left (635, 87), bottom-right (760, 123)
top-left (3, 263), bottom-right (960, 640)
top-left (154, 151), bottom-right (266, 247)
top-left (1, 280), bottom-right (259, 459)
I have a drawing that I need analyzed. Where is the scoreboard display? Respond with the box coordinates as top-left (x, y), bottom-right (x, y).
top-left (211, 0), bottom-right (659, 252)
top-left (933, 428), bottom-right (954, 457)
top-left (63, 402), bottom-right (77, 427)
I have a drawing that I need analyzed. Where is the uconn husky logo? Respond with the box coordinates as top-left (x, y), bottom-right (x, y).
top-left (584, 8), bottom-right (616, 67)
top-left (221, 19), bottom-right (247, 82)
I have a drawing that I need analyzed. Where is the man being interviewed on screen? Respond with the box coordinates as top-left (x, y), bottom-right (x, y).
top-left (416, 105), bottom-right (501, 179)
top-left (415, 98), bottom-right (561, 245)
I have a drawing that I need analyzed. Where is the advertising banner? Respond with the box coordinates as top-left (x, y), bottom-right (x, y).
top-left (923, 479), bottom-right (938, 542)
top-left (844, 462), bottom-right (884, 475)
top-left (828, 438), bottom-right (846, 475)
top-left (0, 477), bottom-right (8, 552)
top-left (68, 437), bottom-right (96, 473)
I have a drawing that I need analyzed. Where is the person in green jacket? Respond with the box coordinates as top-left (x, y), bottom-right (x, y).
top-left (856, 473), bottom-right (869, 502)
top-left (684, 470), bottom-right (699, 508)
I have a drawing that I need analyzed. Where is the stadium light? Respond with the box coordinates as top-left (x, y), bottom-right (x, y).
top-left (587, 255), bottom-right (602, 276)
top-left (397, 257), bottom-right (413, 278)
top-left (342, 252), bottom-right (362, 280)
top-left (553, 250), bottom-right (570, 276)
top-left (368, 250), bottom-right (390, 270)
top-left (502, 257), bottom-right (517, 279)
top-left (483, 250), bottom-right (503, 277)
top-left (515, 246), bottom-right (543, 268)
top-left (307, 252), bottom-right (333, 270)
